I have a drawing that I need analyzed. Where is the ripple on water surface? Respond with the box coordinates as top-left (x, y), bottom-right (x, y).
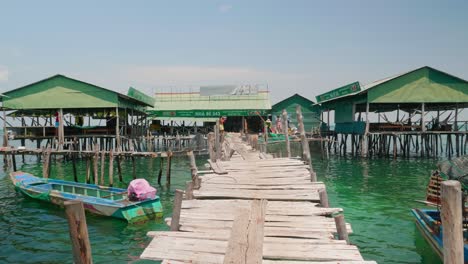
top-left (0, 150), bottom-right (447, 263)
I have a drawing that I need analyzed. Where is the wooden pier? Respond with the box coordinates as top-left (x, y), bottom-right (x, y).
top-left (140, 133), bottom-right (375, 263)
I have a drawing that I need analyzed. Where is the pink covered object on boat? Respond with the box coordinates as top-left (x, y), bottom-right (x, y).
top-left (127, 179), bottom-right (157, 201)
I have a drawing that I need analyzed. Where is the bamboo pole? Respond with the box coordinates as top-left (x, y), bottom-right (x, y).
top-left (64, 201), bottom-right (93, 264)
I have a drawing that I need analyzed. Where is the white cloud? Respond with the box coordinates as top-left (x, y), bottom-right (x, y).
top-left (218, 4), bottom-right (232, 13)
top-left (0, 66), bottom-right (9, 82)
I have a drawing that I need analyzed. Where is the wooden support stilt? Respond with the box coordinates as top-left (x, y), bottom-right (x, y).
top-left (93, 148), bottom-right (99, 184)
top-left (157, 157), bottom-right (163, 185)
top-left (64, 201), bottom-right (93, 264)
top-left (100, 151), bottom-right (105, 185)
top-left (441, 181), bottom-right (463, 264)
top-left (131, 156), bottom-right (136, 180)
top-left (43, 148), bottom-right (52, 178)
top-left (166, 151), bottom-right (172, 185)
top-left (296, 105), bottom-right (316, 182)
top-left (319, 189), bottom-right (329, 208)
top-left (116, 155), bottom-right (123, 182)
top-left (108, 149), bottom-right (114, 187)
top-left (334, 214), bottom-right (349, 244)
top-left (185, 181), bottom-right (194, 200)
top-left (170, 189), bottom-right (184, 231)
top-left (208, 132), bottom-right (215, 162)
top-left (11, 153), bottom-right (17, 172)
top-left (86, 156), bottom-right (91, 184)
top-left (72, 146), bottom-right (78, 182)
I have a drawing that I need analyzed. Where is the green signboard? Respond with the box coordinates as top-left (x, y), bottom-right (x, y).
top-left (147, 109), bottom-right (269, 118)
top-left (316, 81), bottom-right (361, 103)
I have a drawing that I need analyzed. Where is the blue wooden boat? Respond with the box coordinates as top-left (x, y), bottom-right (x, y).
top-left (11, 171), bottom-right (163, 223)
top-left (411, 208), bottom-right (468, 263)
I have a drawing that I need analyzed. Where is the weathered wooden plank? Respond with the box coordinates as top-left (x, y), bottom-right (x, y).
top-left (224, 200), bottom-right (267, 264)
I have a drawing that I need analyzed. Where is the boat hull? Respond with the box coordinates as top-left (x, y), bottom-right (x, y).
top-left (11, 171), bottom-right (163, 223)
top-left (411, 208), bottom-right (468, 263)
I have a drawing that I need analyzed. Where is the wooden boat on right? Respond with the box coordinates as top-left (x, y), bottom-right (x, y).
top-left (411, 208), bottom-right (468, 263)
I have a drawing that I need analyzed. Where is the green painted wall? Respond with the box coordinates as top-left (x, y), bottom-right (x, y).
top-left (271, 94), bottom-right (321, 132)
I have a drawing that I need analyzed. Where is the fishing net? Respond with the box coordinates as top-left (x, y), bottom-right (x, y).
top-left (437, 156), bottom-right (468, 229)
top-left (438, 156), bottom-right (468, 190)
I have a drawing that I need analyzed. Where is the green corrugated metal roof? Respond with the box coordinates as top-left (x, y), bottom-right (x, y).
top-left (319, 66), bottom-right (468, 106)
top-left (271, 94), bottom-right (321, 131)
top-left (2, 74), bottom-right (152, 111)
top-left (147, 91), bottom-right (271, 118)
top-left (367, 66), bottom-right (468, 103)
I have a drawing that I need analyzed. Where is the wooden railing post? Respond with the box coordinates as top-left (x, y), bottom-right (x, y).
top-left (319, 189), bottom-right (329, 207)
top-left (334, 214), bottom-right (349, 244)
top-left (208, 132), bottom-right (215, 162)
top-left (441, 180), bottom-right (463, 264)
top-left (187, 150), bottom-right (200, 189)
top-left (64, 201), bottom-right (93, 264)
top-left (282, 109), bottom-right (291, 158)
top-left (296, 105), bottom-right (317, 182)
top-left (170, 189), bottom-right (184, 231)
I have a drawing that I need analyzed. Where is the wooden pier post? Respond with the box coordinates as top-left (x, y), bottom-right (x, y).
top-left (131, 156), bottom-right (136, 180)
top-left (100, 151), bottom-right (105, 185)
top-left (215, 120), bottom-right (221, 160)
top-left (166, 151), bottom-right (172, 185)
top-left (441, 180), bottom-right (463, 264)
top-left (282, 109), bottom-right (291, 158)
top-left (108, 149), bottom-right (114, 187)
top-left (185, 181), bottom-right (194, 200)
top-left (296, 105), bottom-right (317, 182)
top-left (208, 132), bottom-right (215, 162)
top-left (43, 148), bottom-right (52, 178)
top-left (187, 150), bottom-right (200, 188)
top-left (170, 189), bottom-right (184, 231)
top-left (157, 157), bottom-right (163, 185)
top-left (319, 189), bottom-right (329, 208)
top-left (64, 201), bottom-right (93, 264)
top-left (69, 153), bottom-right (77, 182)
top-left (86, 156), bottom-right (91, 184)
top-left (93, 149), bottom-right (99, 184)
top-left (11, 152), bottom-right (17, 172)
top-left (116, 155), bottom-right (123, 182)
top-left (334, 214), bottom-right (349, 244)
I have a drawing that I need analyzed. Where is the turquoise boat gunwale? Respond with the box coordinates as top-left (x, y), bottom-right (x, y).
top-left (10, 171), bottom-right (163, 223)
top-left (411, 208), bottom-right (468, 263)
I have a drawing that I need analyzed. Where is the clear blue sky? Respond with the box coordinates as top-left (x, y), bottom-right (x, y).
top-left (1, 0), bottom-right (467, 103)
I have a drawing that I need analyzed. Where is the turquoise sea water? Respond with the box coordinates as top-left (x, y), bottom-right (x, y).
top-left (0, 144), bottom-right (444, 263)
